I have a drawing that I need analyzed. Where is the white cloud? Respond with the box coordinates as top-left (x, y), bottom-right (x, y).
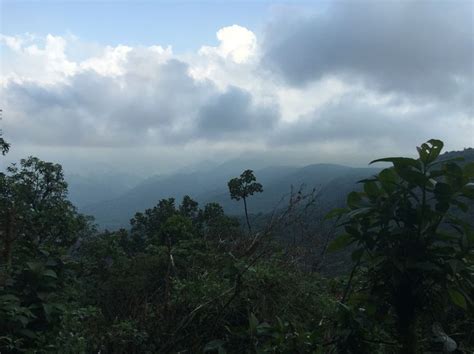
top-left (25, 34), bottom-right (78, 78)
top-left (80, 45), bottom-right (132, 76)
top-left (198, 25), bottom-right (257, 64)
top-left (0, 34), bottom-right (24, 51)
top-left (1, 34), bottom-right (78, 84)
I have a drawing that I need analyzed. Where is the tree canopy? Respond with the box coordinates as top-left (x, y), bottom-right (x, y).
top-left (0, 141), bottom-right (472, 353)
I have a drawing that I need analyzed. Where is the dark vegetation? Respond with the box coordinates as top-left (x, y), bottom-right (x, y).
top-left (0, 138), bottom-right (473, 353)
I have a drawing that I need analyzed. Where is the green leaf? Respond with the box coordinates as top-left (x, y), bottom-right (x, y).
top-left (345, 225), bottom-right (361, 237)
top-left (249, 313), bottom-right (258, 334)
top-left (325, 207), bottom-right (347, 220)
top-left (26, 261), bottom-right (43, 273)
top-left (417, 139), bottom-right (444, 164)
top-left (37, 292), bottom-right (49, 301)
top-left (364, 181), bottom-right (380, 198)
top-left (276, 316), bottom-right (285, 331)
top-left (417, 145), bottom-right (429, 163)
top-left (370, 157), bottom-right (420, 170)
top-left (17, 315), bottom-right (29, 327)
top-left (396, 168), bottom-right (428, 186)
top-left (256, 322), bottom-right (273, 336)
top-left (328, 234), bottom-right (353, 253)
top-left (347, 207), bottom-right (371, 218)
top-left (444, 162), bottom-right (465, 190)
top-left (448, 289), bottom-right (467, 309)
top-left (347, 191), bottom-right (362, 209)
top-left (43, 303), bottom-right (53, 319)
top-left (378, 168), bottom-right (398, 192)
top-left (204, 340), bottom-right (226, 353)
top-left (447, 259), bottom-right (465, 274)
top-left (43, 269), bottom-right (58, 279)
top-left (18, 329), bottom-right (37, 339)
top-left (427, 139), bottom-right (444, 155)
top-left (0, 294), bottom-right (19, 302)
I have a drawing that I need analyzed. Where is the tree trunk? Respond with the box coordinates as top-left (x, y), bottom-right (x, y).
top-left (243, 197), bottom-right (252, 234)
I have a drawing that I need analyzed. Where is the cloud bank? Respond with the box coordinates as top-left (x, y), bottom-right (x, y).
top-left (1, 2), bottom-right (472, 174)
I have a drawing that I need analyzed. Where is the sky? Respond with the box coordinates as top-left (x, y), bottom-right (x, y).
top-left (1, 0), bottom-right (473, 175)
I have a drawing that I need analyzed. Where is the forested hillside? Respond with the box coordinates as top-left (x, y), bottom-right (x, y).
top-left (78, 163), bottom-right (381, 230)
top-left (1, 139), bottom-right (473, 353)
top-left (76, 148), bottom-right (474, 231)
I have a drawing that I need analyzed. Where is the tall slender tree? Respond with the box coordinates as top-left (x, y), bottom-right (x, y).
top-left (228, 169), bottom-right (263, 234)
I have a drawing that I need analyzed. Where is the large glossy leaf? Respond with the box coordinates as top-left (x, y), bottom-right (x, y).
top-left (378, 168), bottom-right (398, 192)
top-left (417, 139), bottom-right (444, 165)
top-left (448, 289), bottom-right (467, 309)
top-left (396, 168), bottom-right (428, 186)
top-left (444, 162), bottom-right (465, 190)
top-left (0, 294), bottom-right (20, 302)
top-left (347, 191), bottom-right (362, 209)
top-left (364, 181), bottom-right (380, 198)
top-left (204, 340), bottom-right (227, 353)
top-left (43, 269), bottom-right (58, 279)
top-left (324, 207), bottom-right (347, 220)
top-left (256, 322), bottom-right (273, 336)
top-left (249, 312), bottom-right (258, 334)
top-left (26, 261), bottom-right (44, 273)
top-left (18, 328), bottom-right (37, 339)
top-left (328, 234), bottom-right (354, 253)
top-left (347, 207), bottom-right (372, 219)
top-left (370, 157), bottom-right (421, 170)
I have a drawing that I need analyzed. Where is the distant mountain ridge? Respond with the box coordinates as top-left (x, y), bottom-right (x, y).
top-left (74, 148), bottom-right (474, 230)
top-left (78, 162), bottom-right (379, 229)
top-left (66, 172), bottom-right (141, 208)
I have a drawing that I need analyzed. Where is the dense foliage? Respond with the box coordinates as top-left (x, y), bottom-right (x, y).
top-left (0, 140), bottom-right (472, 353)
top-left (327, 139), bottom-right (474, 353)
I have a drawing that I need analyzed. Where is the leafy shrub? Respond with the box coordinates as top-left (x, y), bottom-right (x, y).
top-left (327, 139), bottom-right (474, 352)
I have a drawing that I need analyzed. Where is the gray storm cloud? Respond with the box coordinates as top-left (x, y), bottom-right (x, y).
top-left (262, 1), bottom-right (473, 103)
top-left (270, 93), bottom-right (449, 148)
top-left (3, 58), bottom-right (275, 147)
top-left (196, 86), bottom-right (279, 139)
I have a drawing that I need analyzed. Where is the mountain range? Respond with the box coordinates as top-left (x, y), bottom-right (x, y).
top-left (71, 162), bottom-right (378, 229)
top-left (68, 148), bottom-right (474, 230)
